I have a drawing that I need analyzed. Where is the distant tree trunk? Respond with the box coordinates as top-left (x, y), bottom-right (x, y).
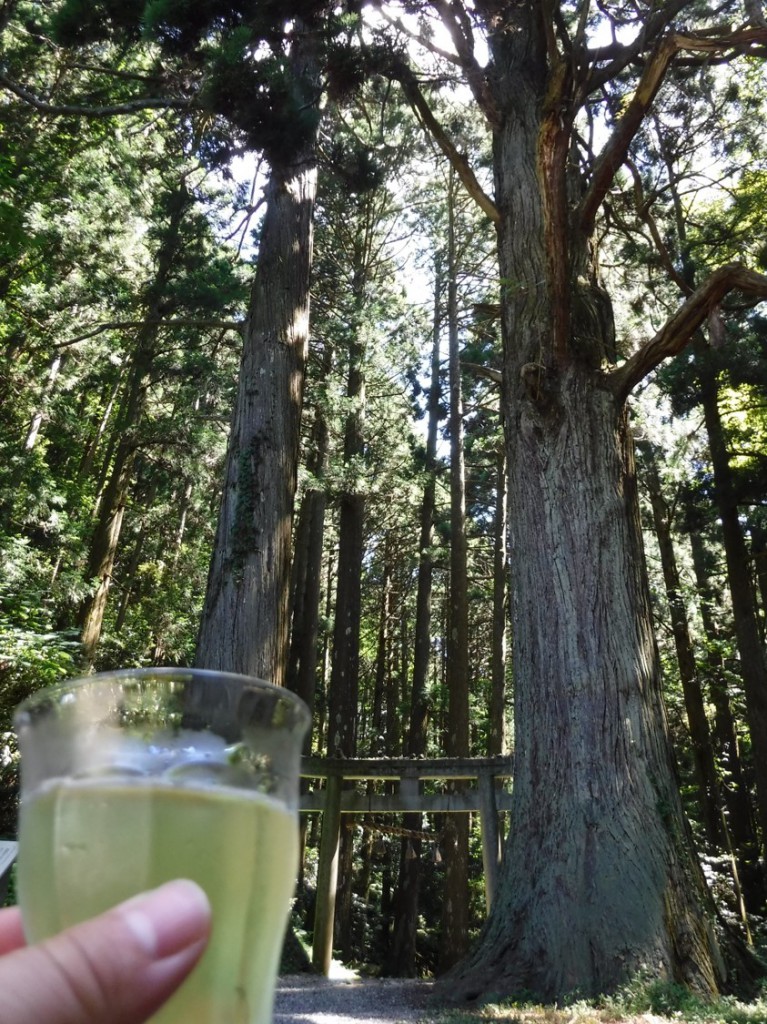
top-left (114, 523), bottom-right (147, 633)
top-left (196, 22), bottom-right (322, 682)
top-left (688, 526), bottom-right (763, 911)
top-left (488, 442), bottom-right (508, 757)
top-left (441, 173), bottom-right (471, 973)
top-left (372, 542), bottom-right (393, 755)
top-left (78, 182), bottom-right (192, 666)
top-left (697, 356), bottom-right (767, 860)
top-left (287, 342), bottom-right (332, 750)
top-left (76, 366), bottom-right (124, 483)
top-left (327, 292), bottom-right (367, 960)
top-left (639, 443), bottom-right (722, 846)
top-left (171, 478), bottom-right (194, 570)
top-left (387, 267), bottom-right (442, 977)
top-left (24, 353), bottom-right (63, 450)
top-left (326, 334), bottom-right (366, 758)
top-left (77, 342), bottom-right (152, 665)
top-left (749, 524), bottom-right (767, 639)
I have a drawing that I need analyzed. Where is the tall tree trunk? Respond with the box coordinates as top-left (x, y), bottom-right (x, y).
top-left (441, 173), bottom-right (471, 972)
top-left (24, 353), bottom-right (63, 450)
top-left (697, 357), bottom-right (767, 859)
top-left (387, 267), bottom-right (442, 977)
top-left (287, 341), bottom-right (332, 750)
top-left (451, 8), bottom-right (727, 1000)
top-left (372, 541), bottom-right (393, 756)
top-left (639, 443), bottom-right (722, 846)
top-left (77, 347), bottom-right (151, 664)
top-left (78, 182), bottom-right (192, 665)
top-left (488, 441), bottom-right (508, 757)
top-left (326, 336), bottom-right (366, 758)
top-left (327, 288), bottom-right (367, 961)
top-left (115, 523), bottom-right (147, 633)
top-left (196, 23), bottom-right (322, 682)
top-left (688, 521), bottom-right (764, 912)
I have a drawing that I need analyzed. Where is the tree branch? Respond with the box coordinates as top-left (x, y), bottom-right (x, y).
top-left (0, 69), bottom-right (192, 116)
top-left (461, 360), bottom-right (502, 385)
top-left (578, 34), bottom-right (678, 234)
top-left (607, 264), bottom-right (767, 403)
top-left (624, 157), bottom-right (692, 295)
top-left (430, 0), bottom-right (501, 127)
top-left (392, 62), bottom-right (499, 224)
top-left (55, 319), bottom-right (242, 348)
top-left (578, 25), bottom-right (767, 235)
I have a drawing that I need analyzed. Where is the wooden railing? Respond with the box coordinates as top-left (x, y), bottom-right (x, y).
top-left (300, 755), bottom-right (514, 974)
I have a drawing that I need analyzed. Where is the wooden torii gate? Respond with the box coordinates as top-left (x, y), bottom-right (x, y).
top-left (299, 754), bottom-right (514, 974)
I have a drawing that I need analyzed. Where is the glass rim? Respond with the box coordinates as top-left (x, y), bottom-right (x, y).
top-left (13, 666), bottom-right (311, 728)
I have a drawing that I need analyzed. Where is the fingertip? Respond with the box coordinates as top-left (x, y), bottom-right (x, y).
top-left (120, 879), bottom-right (212, 959)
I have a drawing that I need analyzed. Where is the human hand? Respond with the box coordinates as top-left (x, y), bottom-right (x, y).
top-left (0, 879), bottom-right (211, 1024)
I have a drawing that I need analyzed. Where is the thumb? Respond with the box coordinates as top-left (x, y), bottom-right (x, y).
top-left (1, 879), bottom-right (211, 1024)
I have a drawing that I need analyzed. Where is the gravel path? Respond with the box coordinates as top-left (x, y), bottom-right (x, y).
top-left (274, 973), bottom-right (434, 1024)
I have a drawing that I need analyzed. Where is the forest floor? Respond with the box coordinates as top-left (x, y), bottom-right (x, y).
top-left (273, 965), bottom-right (767, 1024)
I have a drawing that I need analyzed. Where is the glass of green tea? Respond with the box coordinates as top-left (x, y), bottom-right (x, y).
top-left (14, 667), bottom-right (310, 1024)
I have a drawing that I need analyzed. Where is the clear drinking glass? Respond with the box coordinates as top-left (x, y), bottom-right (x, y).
top-left (14, 667), bottom-right (310, 1024)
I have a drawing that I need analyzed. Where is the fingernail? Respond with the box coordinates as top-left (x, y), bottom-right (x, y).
top-left (120, 880), bottom-right (211, 959)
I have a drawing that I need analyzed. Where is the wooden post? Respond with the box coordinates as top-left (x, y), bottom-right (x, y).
top-left (477, 771), bottom-right (499, 912)
top-left (311, 773), bottom-right (342, 973)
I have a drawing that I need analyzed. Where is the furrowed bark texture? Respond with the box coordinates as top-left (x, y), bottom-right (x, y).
top-left (196, 47), bottom-right (319, 681)
top-left (448, 5), bottom-right (727, 1003)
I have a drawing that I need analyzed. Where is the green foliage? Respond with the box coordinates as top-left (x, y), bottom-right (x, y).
top-left (423, 977), bottom-right (767, 1024)
top-left (203, 35), bottom-right (322, 162)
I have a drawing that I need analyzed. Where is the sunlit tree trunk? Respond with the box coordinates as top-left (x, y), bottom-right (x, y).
top-left (451, 6), bottom-right (728, 1000)
top-left (196, 22), bottom-right (322, 682)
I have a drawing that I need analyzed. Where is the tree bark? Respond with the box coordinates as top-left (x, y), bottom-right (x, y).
top-left (688, 526), bottom-right (764, 911)
top-left (639, 443), bottom-right (722, 847)
top-left (697, 354), bottom-right (767, 862)
top-left (447, 5), bottom-right (729, 1001)
top-left (488, 442), bottom-right (508, 757)
top-left (287, 341), bottom-right (332, 751)
top-left (440, 171), bottom-right (471, 972)
top-left (196, 23), bottom-right (321, 682)
top-left (387, 267), bottom-right (442, 977)
top-left (78, 181), bottom-right (193, 665)
top-left (77, 340), bottom-right (151, 664)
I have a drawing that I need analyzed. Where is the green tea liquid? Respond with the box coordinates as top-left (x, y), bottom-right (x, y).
top-left (19, 781), bottom-right (298, 1023)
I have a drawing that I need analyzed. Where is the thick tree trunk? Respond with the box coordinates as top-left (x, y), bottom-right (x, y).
top-left (456, 369), bottom-right (726, 1001)
top-left (450, 9), bottom-right (728, 1001)
top-left (196, 33), bottom-right (320, 681)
